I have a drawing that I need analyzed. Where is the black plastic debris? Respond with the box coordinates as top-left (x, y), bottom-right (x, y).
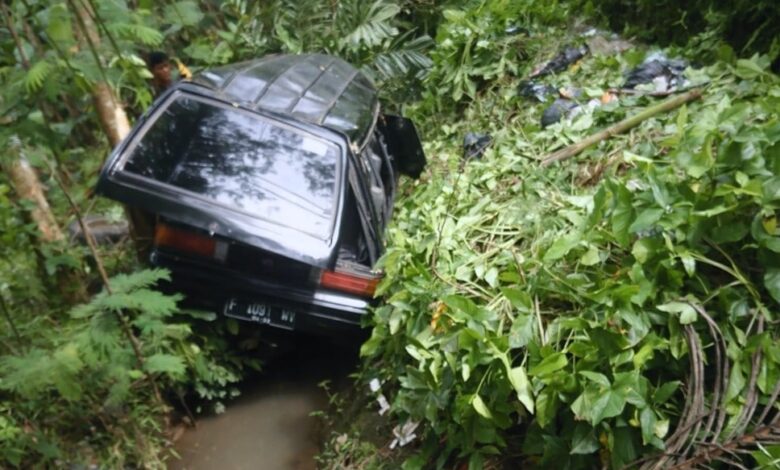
top-left (518, 80), bottom-right (558, 102)
top-left (540, 99), bottom-right (580, 127)
top-left (463, 132), bottom-right (492, 161)
top-left (623, 52), bottom-right (688, 92)
top-left (530, 44), bottom-right (589, 78)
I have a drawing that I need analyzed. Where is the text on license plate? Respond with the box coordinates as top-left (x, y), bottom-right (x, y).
top-left (223, 298), bottom-right (296, 330)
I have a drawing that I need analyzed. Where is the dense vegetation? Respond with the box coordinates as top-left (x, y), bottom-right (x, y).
top-left (580, 0), bottom-right (780, 70)
top-left (0, 0), bottom-right (778, 468)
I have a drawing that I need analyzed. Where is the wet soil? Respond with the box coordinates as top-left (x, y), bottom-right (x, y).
top-left (169, 334), bottom-right (360, 470)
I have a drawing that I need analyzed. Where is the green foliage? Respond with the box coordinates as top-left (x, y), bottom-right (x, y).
top-left (421, 0), bottom-right (571, 104)
top-left (0, 267), bottom-right (256, 467)
top-left (1, 270), bottom-right (165, 465)
top-left (362, 35), bottom-right (780, 468)
top-left (198, 0), bottom-right (437, 102)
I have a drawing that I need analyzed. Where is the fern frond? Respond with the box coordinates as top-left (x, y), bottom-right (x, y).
top-left (24, 60), bottom-right (53, 93)
top-left (144, 353), bottom-right (185, 378)
top-left (106, 23), bottom-right (163, 46)
top-left (109, 269), bottom-right (171, 294)
top-left (0, 344), bottom-right (84, 401)
top-left (98, 290), bottom-right (178, 317)
top-left (85, 312), bottom-right (123, 354)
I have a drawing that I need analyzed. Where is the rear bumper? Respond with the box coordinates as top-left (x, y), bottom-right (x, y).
top-left (151, 250), bottom-right (371, 335)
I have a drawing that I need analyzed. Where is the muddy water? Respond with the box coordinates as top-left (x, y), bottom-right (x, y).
top-left (169, 335), bottom-right (359, 470)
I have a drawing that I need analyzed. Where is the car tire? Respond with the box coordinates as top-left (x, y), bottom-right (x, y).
top-left (67, 215), bottom-right (129, 245)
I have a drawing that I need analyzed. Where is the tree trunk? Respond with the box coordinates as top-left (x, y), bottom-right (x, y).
top-left (69, 0), bottom-right (151, 249)
top-left (70, 0), bottom-right (131, 147)
top-left (6, 143), bottom-right (64, 243)
top-left (5, 141), bottom-right (88, 303)
top-left (92, 81), bottom-right (132, 147)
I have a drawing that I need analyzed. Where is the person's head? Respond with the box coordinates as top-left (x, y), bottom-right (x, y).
top-left (147, 51), bottom-right (172, 88)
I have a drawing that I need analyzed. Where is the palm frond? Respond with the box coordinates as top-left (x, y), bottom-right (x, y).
top-left (371, 34), bottom-right (434, 81)
top-left (339, 0), bottom-right (401, 49)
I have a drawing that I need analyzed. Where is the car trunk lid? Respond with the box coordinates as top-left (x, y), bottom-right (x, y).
top-left (97, 91), bottom-right (348, 268)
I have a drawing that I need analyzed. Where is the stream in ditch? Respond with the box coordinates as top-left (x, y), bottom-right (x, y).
top-left (169, 334), bottom-right (359, 470)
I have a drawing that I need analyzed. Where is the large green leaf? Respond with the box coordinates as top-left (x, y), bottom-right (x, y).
top-left (508, 314), bottom-right (536, 348)
top-left (529, 353), bottom-right (568, 376)
top-left (471, 394), bottom-right (493, 420)
top-left (764, 268), bottom-right (780, 303)
top-left (543, 233), bottom-right (581, 262)
top-left (657, 301), bottom-right (697, 325)
top-left (508, 366), bottom-right (534, 413)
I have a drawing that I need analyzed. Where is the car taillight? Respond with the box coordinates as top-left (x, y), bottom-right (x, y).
top-left (319, 268), bottom-right (381, 298)
top-left (154, 223), bottom-right (226, 260)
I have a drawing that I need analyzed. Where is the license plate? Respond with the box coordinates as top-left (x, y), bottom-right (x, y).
top-left (223, 298), bottom-right (297, 330)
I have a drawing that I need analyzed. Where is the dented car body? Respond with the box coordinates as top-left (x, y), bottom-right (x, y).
top-left (97, 54), bottom-right (426, 333)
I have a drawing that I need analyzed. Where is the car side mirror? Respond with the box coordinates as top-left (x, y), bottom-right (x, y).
top-left (378, 115), bottom-right (427, 179)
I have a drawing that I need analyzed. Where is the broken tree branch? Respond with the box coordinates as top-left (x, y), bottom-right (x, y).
top-left (541, 89), bottom-right (703, 167)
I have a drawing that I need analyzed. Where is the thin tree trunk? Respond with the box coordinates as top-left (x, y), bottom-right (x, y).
top-left (69, 0), bottom-right (131, 147)
top-left (6, 141), bottom-right (64, 243)
top-left (5, 141), bottom-right (87, 302)
top-left (0, 2), bottom-right (30, 69)
top-left (91, 81), bottom-right (132, 147)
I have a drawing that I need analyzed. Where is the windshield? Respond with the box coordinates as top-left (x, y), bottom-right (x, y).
top-left (121, 94), bottom-right (341, 240)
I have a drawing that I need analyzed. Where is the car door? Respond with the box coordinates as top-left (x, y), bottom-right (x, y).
top-left (377, 115), bottom-right (427, 179)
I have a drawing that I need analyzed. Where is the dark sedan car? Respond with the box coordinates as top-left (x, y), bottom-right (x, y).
top-left (97, 53), bottom-right (426, 334)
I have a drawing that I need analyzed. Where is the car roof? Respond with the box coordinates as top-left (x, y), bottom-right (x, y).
top-left (191, 53), bottom-right (378, 146)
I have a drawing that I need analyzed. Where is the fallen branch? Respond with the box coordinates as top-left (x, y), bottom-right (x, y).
top-left (541, 89), bottom-right (702, 167)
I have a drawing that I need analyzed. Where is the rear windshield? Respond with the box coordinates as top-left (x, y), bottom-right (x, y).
top-left (122, 94), bottom-right (341, 240)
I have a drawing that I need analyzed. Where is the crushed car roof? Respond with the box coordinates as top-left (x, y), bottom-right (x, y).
top-left (191, 53), bottom-right (379, 146)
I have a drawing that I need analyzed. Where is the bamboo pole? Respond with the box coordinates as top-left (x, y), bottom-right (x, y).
top-left (541, 89), bottom-right (703, 167)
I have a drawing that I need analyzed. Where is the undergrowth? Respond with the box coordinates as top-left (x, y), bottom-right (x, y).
top-left (349, 5), bottom-right (780, 470)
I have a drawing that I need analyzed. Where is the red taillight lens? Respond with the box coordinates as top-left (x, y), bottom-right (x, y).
top-left (154, 223), bottom-right (216, 258)
top-left (320, 269), bottom-right (380, 298)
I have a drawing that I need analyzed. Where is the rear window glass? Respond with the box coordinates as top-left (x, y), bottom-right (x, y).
top-left (122, 95), bottom-right (340, 240)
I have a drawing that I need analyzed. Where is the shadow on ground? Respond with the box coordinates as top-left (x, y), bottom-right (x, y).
top-left (169, 332), bottom-right (360, 470)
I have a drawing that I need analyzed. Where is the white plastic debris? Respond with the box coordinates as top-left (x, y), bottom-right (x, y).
top-left (369, 378), bottom-right (381, 393)
top-left (390, 421), bottom-right (420, 449)
top-left (377, 394), bottom-right (390, 415)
